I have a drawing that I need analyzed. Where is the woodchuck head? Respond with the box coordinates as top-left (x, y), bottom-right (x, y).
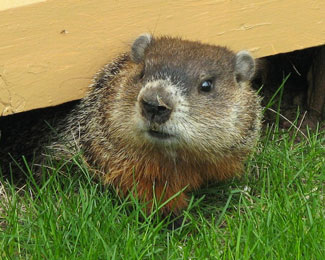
top-left (73, 33), bottom-right (262, 215)
top-left (105, 34), bottom-right (261, 161)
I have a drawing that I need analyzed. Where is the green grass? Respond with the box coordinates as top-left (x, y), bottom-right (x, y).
top-left (1, 126), bottom-right (325, 259)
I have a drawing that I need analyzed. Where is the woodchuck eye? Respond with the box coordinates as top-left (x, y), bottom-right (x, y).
top-left (200, 80), bottom-right (213, 92)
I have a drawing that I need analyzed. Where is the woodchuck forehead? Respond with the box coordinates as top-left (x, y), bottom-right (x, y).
top-left (143, 36), bottom-right (236, 82)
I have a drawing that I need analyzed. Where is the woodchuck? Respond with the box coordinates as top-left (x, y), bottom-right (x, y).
top-left (1, 34), bottom-right (262, 216)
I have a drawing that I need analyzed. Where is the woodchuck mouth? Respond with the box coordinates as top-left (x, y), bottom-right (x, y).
top-left (148, 129), bottom-right (173, 139)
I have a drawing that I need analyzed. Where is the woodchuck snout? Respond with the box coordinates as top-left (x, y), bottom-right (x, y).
top-left (2, 34), bottom-right (262, 216)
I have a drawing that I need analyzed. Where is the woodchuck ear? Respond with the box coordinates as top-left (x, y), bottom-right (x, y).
top-left (234, 51), bottom-right (255, 83)
top-left (131, 33), bottom-right (153, 63)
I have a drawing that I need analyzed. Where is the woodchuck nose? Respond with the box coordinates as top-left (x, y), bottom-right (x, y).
top-left (2, 34), bottom-right (262, 216)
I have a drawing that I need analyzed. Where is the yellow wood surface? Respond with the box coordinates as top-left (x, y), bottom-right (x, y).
top-left (0, 0), bottom-right (324, 115)
top-left (0, 0), bottom-right (46, 11)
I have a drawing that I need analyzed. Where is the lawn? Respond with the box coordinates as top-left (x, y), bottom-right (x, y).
top-left (1, 122), bottom-right (325, 259)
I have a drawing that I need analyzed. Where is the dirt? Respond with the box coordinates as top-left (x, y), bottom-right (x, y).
top-left (253, 45), bottom-right (325, 133)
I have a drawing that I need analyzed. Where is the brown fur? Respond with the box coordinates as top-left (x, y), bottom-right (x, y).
top-left (105, 151), bottom-right (243, 214)
top-left (49, 35), bottom-right (262, 215)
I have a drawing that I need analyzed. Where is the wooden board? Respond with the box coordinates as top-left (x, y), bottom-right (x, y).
top-left (0, 0), bottom-right (46, 11)
top-left (1, 0), bottom-right (324, 115)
